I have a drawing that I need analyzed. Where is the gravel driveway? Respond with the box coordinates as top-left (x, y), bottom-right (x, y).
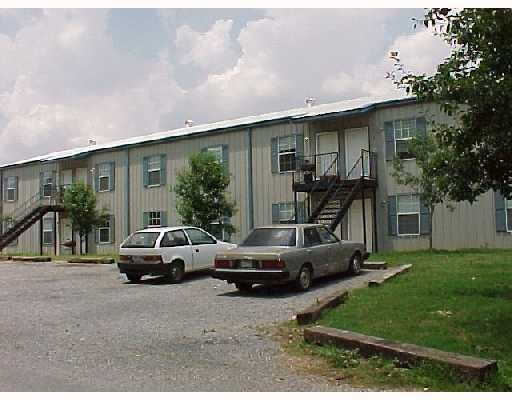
top-left (0, 261), bottom-right (387, 391)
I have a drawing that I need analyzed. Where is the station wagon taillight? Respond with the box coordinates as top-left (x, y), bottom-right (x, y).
top-left (214, 259), bottom-right (232, 268)
top-left (261, 260), bottom-right (286, 269)
top-left (143, 255), bottom-right (163, 263)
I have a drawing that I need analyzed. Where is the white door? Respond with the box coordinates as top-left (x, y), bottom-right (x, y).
top-left (345, 127), bottom-right (369, 179)
top-left (62, 169), bottom-right (73, 188)
top-left (316, 132), bottom-right (339, 176)
top-left (348, 198), bottom-right (373, 252)
top-left (184, 228), bottom-right (219, 270)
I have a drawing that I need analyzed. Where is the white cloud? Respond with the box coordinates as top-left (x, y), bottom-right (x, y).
top-left (0, 9), bottom-right (452, 165)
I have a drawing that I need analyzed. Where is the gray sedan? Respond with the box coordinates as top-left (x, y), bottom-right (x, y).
top-left (211, 224), bottom-right (368, 292)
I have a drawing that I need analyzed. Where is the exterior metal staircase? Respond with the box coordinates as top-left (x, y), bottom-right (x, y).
top-left (0, 189), bottom-right (64, 251)
top-left (293, 149), bottom-right (377, 236)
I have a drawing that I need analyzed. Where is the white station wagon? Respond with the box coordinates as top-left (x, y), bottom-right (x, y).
top-left (118, 226), bottom-right (236, 282)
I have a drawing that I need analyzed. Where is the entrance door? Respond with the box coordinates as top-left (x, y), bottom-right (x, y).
top-left (348, 198), bottom-right (373, 252)
top-left (316, 132), bottom-right (339, 176)
top-left (345, 127), bottom-right (369, 179)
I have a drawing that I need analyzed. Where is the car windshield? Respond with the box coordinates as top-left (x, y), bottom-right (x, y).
top-left (241, 228), bottom-right (296, 247)
top-left (122, 232), bottom-right (161, 248)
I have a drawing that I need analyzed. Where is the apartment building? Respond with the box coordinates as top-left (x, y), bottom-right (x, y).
top-left (1, 96), bottom-right (511, 255)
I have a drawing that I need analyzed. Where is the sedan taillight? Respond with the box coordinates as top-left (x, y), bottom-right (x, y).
top-left (215, 259), bottom-right (232, 268)
top-left (119, 255), bottom-right (131, 262)
top-left (261, 259), bottom-right (286, 269)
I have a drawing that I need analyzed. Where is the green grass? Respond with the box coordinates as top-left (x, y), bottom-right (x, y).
top-left (304, 249), bottom-right (512, 391)
top-left (3, 252), bottom-right (119, 262)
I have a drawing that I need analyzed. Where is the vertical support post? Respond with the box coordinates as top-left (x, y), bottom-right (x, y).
top-left (53, 211), bottom-right (57, 255)
top-left (39, 217), bottom-right (43, 256)
top-left (372, 187), bottom-right (378, 253)
top-left (361, 180), bottom-right (367, 248)
top-left (294, 188), bottom-right (299, 224)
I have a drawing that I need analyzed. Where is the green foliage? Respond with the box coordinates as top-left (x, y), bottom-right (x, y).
top-left (314, 249), bottom-right (512, 390)
top-left (62, 182), bottom-right (108, 239)
top-left (391, 8), bottom-right (512, 202)
top-left (391, 135), bottom-right (453, 248)
top-left (173, 152), bottom-right (236, 236)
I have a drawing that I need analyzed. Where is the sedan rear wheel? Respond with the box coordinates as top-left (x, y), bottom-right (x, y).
top-left (349, 253), bottom-right (362, 275)
top-left (295, 266), bottom-right (312, 291)
top-left (235, 282), bottom-right (253, 292)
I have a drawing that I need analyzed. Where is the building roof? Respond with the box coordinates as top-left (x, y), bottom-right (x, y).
top-left (0, 95), bottom-right (415, 169)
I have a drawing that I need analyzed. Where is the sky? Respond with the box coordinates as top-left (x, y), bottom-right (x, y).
top-left (0, 8), bottom-right (451, 164)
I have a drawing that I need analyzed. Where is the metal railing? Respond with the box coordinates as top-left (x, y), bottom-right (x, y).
top-left (293, 150), bottom-right (377, 187)
top-left (0, 187), bottom-right (63, 229)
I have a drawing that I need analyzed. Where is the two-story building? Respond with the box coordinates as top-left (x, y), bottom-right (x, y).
top-left (1, 96), bottom-right (511, 255)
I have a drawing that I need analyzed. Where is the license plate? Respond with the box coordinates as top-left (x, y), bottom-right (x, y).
top-left (133, 256), bottom-right (145, 263)
top-left (238, 260), bottom-right (254, 269)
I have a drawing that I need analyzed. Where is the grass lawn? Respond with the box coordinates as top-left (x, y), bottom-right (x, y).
top-left (292, 249), bottom-right (512, 391)
top-left (2, 252), bottom-right (119, 262)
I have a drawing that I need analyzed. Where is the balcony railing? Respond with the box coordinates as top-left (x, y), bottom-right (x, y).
top-left (293, 150), bottom-right (377, 189)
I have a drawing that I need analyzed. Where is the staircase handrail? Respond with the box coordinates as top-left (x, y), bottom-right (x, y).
top-left (1, 187), bottom-right (62, 225)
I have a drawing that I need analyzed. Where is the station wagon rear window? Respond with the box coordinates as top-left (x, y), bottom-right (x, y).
top-left (241, 228), bottom-right (296, 247)
top-left (122, 232), bottom-right (160, 248)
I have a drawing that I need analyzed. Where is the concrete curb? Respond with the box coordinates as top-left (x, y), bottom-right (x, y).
top-left (0, 255), bottom-right (12, 261)
top-left (368, 264), bottom-right (412, 287)
top-left (67, 257), bottom-right (116, 264)
top-left (304, 325), bottom-right (498, 382)
top-left (296, 290), bottom-right (349, 325)
top-left (11, 256), bottom-right (52, 262)
top-left (363, 261), bottom-right (387, 270)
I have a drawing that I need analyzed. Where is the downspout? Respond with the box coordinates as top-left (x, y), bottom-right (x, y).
top-left (247, 128), bottom-right (254, 231)
top-left (55, 163), bottom-right (60, 256)
top-left (125, 148), bottom-right (131, 238)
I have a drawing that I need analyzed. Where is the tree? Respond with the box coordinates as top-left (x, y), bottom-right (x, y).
top-left (390, 8), bottom-right (512, 202)
top-left (391, 135), bottom-right (453, 250)
top-left (62, 182), bottom-right (108, 254)
top-left (173, 152), bottom-right (236, 238)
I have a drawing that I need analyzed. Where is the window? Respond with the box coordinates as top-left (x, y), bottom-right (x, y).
top-left (275, 203), bottom-right (295, 224)
top-left (303, 228), bottom-right (321, 247)
top-left (6, 177), bottom-right (17, 202)
top-left (241, 228), bottom-right (296, 247)
top-left (185, 228), bottom-right (216, 245)
top-left (3, 219), bottom-right (17, 246)
top-left (97, 217), bottom-right (112, 244)
top-left (98, 163), bottom-right (112, 192)
top-left (205, 145), bottom-right (223, 163)
top-left (148, 156), bottom-right (162, 187)
top-left (42, 217), bottom-right (54, 245)
top-left (161, 230), bottom-right (189, 247)
top-left (148, 211), bottom-right (162, 227)
top-left (122, 232), bottom-right (161, 248)
top-left (278, 135), bottom-right (297, 172)
top-left (507, 198), bottom-right (512, 232)
top-left (394, 119), bottom-right (417, 159)
top-left (42, 172), bottom-right (54, 197)
top-left (397, 194), bottom-right (420, 235)
top-left (316, 226), bottom-right (340, 244)
top-left (209, 221), bottom-right (231, 242)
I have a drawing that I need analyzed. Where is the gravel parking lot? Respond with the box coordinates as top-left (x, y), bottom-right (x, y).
top-left (0, 261), bottom-right (387, 391)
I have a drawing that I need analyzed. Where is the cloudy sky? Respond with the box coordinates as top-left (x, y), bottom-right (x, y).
top-left (0, 8), bottom-right (450, 164)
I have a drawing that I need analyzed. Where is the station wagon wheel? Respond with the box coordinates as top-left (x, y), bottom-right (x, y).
top-left (126, 273), bottom-right (142, 283)
top-left (295, 266), bottom-right (312, 291)
top-left (169, 261), bottom-right (185, 283)
top-left (349, 253), bottom-right (362, 275)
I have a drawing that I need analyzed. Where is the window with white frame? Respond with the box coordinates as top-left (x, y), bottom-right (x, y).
top-left (147, 156), bottom-right (162, 186)
top-left (278, 136), bottom-right (297, 172)
top-left (42, 172), bottom-right (53, 197)
top-left (206, 145), bottom-right (223, 164)
top-left (397, 194), bottom-right (420, 235)
top-left (278, 203), bottom-right (295, 224)
top-left (4, 219), bottom-right (17, 246)
top-left (6, 177), bottom-right (17, 202)
top-left (42, 217), bottom-right (54, 245)
top-left (98, 163), bottom-right (111, 192)
top-left (394, 119), bottom-right (417, 159)
top-left (148, 211), bottom-right (162, 227)
top-left (507, 198), bottom-right (512, 232)
top-left (97, 217), bottom-right (111, 244)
